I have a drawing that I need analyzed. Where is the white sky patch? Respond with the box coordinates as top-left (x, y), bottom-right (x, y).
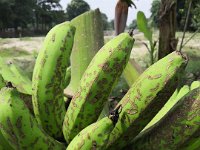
top-left (60, 0), bottom-right (153, 25)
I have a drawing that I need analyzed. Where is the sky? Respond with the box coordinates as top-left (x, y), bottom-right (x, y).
top-left (60, 0), bottom-right (153, 25)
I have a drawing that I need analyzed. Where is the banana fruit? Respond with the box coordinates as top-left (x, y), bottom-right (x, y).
top-left (143, 84), bottom-right (190, 131)
top-left (64, 66), bottom-right (71, 89)
top-left (32, 22), bottom-right (75, 139)
top-left (0, 87), bottom-right (65, 150)
top-left (66, 106), bottom-right (121, 150)
top-left (106, 51), bottom-right (188, 149)
top-left (131, 85), bottom-right (200, 150)
top-left (0, 58), bottom-right (32, 95)
top-left (63, 33), bottom-right (134, 143)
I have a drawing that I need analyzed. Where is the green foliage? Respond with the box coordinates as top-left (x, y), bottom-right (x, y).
top-left (66, 0), bottom-right (90, 21)
top-left (0, 0), bottom-right (65, 32)
top-left (191, 4), bottom-right (200, 29)
top-left (137, 11), bottom-right (157, 65)
top-left (101, 13), bottom-right (114, 30)
top-left (101, 12), bottom-right (109, 30)
top-left (128, 19), bottom-right (137, 29)
top-left (150, 0), bottom-right (200, 31)
top-left (150, 0), bottom-right (160, 28)
top-left (137, 11), bottom-right (152, 43)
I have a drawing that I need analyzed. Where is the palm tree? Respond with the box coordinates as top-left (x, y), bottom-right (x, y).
top-left (115, 0), bottom-right (136, 35)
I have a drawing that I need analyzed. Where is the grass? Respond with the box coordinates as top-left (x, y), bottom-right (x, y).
top-left (0, 47), bottom-right (31, 58)
top-left (19, 37), bottom-right (32, 41)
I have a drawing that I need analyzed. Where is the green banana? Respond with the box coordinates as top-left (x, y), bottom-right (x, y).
top-left (130, 86), bottom-right (200, 150)
top-left (0, 59), bottom-right (33, 114)
top-left (32, 22), bottom-right (76, 139)
top-left (64, 66), bottom-right (71, 89)
top-left (0, 87), bottom-right (65, 150)
top-left (106, 51), bottom-right (188, 149)
top-left (143, 84), bottom-right (190, 131)
top-left (66, 106), bottom-right (121, 150)
top-left (8, 62), bottom-right (32, 93)
top-left (63, 32), bottom-right (134, 143)
top-left (179, 81), bottom-right (200, 150)
top-left (0, 58), bottom-right (32, 95)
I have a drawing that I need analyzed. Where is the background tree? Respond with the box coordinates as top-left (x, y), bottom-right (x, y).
top-left (191, 4), bottom-right (200, 29)
top-left (66, 0), bottom-right (90, 21)
top-left (12, 0), bottom-right (36, 30)
top-left (35, 0), bottom-right (63, 30)
top-left (0, 0), bottom-right (15, 30)
top-left (128, 19), bottom-right (137, 29)
top-left (150, 0), bottom-right (161, 28)
top-left (158, 0), bottom-right (177, 59)
top-left (101, 12), bottom-right (109, 30)
top-left (150, 0), bottom-right (200, 31)
top-left (100, 13), bottom-right (114, 30)
top-left (109, 19), bottom-right (115, 30)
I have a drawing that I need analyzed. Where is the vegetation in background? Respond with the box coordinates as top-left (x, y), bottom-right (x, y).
top-left (149, 0), bottom-right (200, 31)
top-left (101, 13), bottom-right (114, 30)
top-left (65, 0), bottom-right (90, 21)
top-left (137, 11), bottom-right (157, 65)
top-left (150, 0), bottom-right (161, 28)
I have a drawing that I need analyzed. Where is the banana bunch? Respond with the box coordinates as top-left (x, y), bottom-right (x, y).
top-left (0, 86), bottom-right (65, 150)
top-left (1, 18), bottom-right (200, 150)
top-left (0, 59), bottom-right (33, 114)
top-left (32, 21), bottom-right (76, 140)
top-left (63, 32), bottom-right (134, 143)
top-left (130, 81), bottom-right (200, 150)
top-left (0, 58), bottom-right (32, 95)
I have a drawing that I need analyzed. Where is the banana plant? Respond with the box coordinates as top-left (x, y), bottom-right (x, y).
top-left (137, 11), bottom-right (157, 65)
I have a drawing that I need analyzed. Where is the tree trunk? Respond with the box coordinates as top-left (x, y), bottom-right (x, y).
top-left (158, 0), bottom-right (177, 59)
top-left (64, 8), bottom-right (104, 97)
